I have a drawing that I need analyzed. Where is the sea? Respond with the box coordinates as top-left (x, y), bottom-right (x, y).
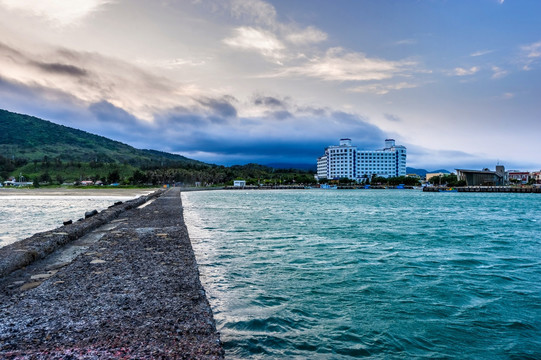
top-left (0, 194), bottom-right (143, 247)
top-left (182, 189), bottom-right (541, 359)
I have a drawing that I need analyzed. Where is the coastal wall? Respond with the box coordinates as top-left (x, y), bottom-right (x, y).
top-left (0, 188), bottom-right (224, 359)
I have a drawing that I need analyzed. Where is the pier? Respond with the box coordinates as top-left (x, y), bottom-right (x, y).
top-left (0, 188), bottom-right (224, 359)
top-left (423, 186), bottom-right (541, 193)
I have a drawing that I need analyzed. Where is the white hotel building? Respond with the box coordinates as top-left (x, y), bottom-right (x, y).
top-left (317, 139), bottom-right (406, 181)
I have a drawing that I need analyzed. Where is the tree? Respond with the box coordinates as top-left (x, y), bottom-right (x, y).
top-left (107, 169), bottom-right (121, 184)
top-left (39, 172), bottom-right (52, 184)
top-left (56, 174), bottom-right (64, 185)
top-left (131, 170), bottom-right (148, 185)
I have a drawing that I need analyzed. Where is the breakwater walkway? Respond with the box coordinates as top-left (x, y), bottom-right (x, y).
top-left (0, 188), bottom-right (224, 359)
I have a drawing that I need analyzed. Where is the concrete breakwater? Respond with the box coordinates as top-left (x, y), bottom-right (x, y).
top-left (0, 188), bottom-right (224, 359)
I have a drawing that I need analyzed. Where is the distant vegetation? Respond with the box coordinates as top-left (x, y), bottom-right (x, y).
top-left (0, 109), bottom-right (315, 186)
top-left (427, 173), bottom-right (466, 187)
top-left (328, 175), bottom-right (421, 186)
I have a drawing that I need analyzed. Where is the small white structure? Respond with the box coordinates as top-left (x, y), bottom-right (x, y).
top-left (233, 180), bottom-right (246, 187)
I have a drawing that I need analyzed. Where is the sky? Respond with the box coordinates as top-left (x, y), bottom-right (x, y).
top-left (0, 0), bottom-right (540, 171)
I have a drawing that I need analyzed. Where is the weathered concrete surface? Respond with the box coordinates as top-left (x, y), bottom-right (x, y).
top-left (0, 188), bottom-right (224, 359)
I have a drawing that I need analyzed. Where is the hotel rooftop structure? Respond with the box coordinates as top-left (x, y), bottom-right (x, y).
top-left (317, 139), bottom-right (407, 181)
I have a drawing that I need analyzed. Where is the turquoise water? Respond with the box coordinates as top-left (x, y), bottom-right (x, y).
top-left (182, 190), bottom-right (541, 359)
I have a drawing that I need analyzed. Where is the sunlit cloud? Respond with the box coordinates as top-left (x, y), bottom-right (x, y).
top-left (285, 26), bottom-right (328, 45)
top-left (0, 0), bottom-right (114, 26)
top-left (272, 47), bottom-right (417, 82)
top-left (135, 57), bottom-right (209, 69)
top-left (0, 42), bottom-right (202, 122)
top-left (348, 82), bottom-right (418, 95)
top-left (223, 26), bottom-right (285, 61)
top-left (453, 66), bottom-right (480, 76)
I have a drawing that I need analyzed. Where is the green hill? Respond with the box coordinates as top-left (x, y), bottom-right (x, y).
top-left (0, 109), bottom-right (206, 168)
top-left (0, 109), bottom-right (315, 186)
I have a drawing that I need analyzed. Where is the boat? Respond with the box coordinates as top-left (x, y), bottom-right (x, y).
top-left (320, 184), bottom-right (338, 189)
top-left (438, 187), bottom-right (458, 192)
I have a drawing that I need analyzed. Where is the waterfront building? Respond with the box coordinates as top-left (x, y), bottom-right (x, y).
top-left (233, 180), bottom-right (246, 187)
top-left (317, 138), bottom-right (406, 181)
top-left (406, 173), bottom-right (421, 179)
top-left (456, 166), bottom-right (507, 186)
top-left (533, 171), bottom-right (541, 184)
top-left (426, 172), bottom-right (448, 183)
top-left (317, 155), bottom-right (327, 180)
top-left (508, 171), bottom-right (530, 184)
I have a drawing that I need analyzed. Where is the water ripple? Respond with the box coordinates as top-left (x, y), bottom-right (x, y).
top-left (183, 190), bottom-right (541, 359)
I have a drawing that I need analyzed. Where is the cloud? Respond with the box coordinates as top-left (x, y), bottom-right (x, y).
top-left (197, 96), bottom-right (238, 118)
top-left (225, 0), bottom-right (328, 62)
top-left (348, 82), bottom-right (417, 95)
top-left (520, 40), bottom-right (541, 70)
top-left (273, 47), bottom-right (417, 82)
top-left (89, 100), bottom-right (140, 124)
top-left (162, 109), bottom-right (386, 164)
top-left (491, 66), bottom-right (507, 79)
top-left (135, 57), bottom-right (209, 69)
top-left (267, 110), bottom-right (292, 120)
top-left (32, 61), bottom-right (88, 77)
top-left (285, 26), bottom-right (327, 45)
top-left (223, 26), bottom-right (285, 60)
top-left (406, 145), bottom-right (491, 170)
top-left (254, 95), bottom-right (286, 108)
top-left (230, 0), bottom-right (277, 28)
top-left (0, 0), bottom-right (114, 26)
top-left (384, 113), bottom-right (402, 122)
top-left (0, 41), bottom-right (201, 122)
top-left (453, 66), bottom-right (480, 76)
top-left (394, 39), bottom-right (417, 46)
top-left (470, 49), bottom-right (493, 57)
top-left (1, 39), bottom-right (390, 166)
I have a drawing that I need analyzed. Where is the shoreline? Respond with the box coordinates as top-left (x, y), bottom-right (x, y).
top-left (0, 187), bottom-right (159, 197)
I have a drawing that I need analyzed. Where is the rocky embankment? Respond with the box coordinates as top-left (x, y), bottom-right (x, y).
top-left (0, 188), bottom-right (224, 359)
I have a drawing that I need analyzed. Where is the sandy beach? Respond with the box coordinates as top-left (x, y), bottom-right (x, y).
top-left (0, 187), bottom-right (159, 197)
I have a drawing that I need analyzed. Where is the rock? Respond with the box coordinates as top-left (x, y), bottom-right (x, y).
top-left (19, 282), bottom-right (42, 291)
top-left (85, 210), bottom-right (99, 219)
top-left (30, 273), bottom-right (55, 280)
top-left (63, 220), bottom-right (73, 226)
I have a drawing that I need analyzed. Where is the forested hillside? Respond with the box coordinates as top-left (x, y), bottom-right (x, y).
top-left (0, 109), bottom-right (315, 186)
